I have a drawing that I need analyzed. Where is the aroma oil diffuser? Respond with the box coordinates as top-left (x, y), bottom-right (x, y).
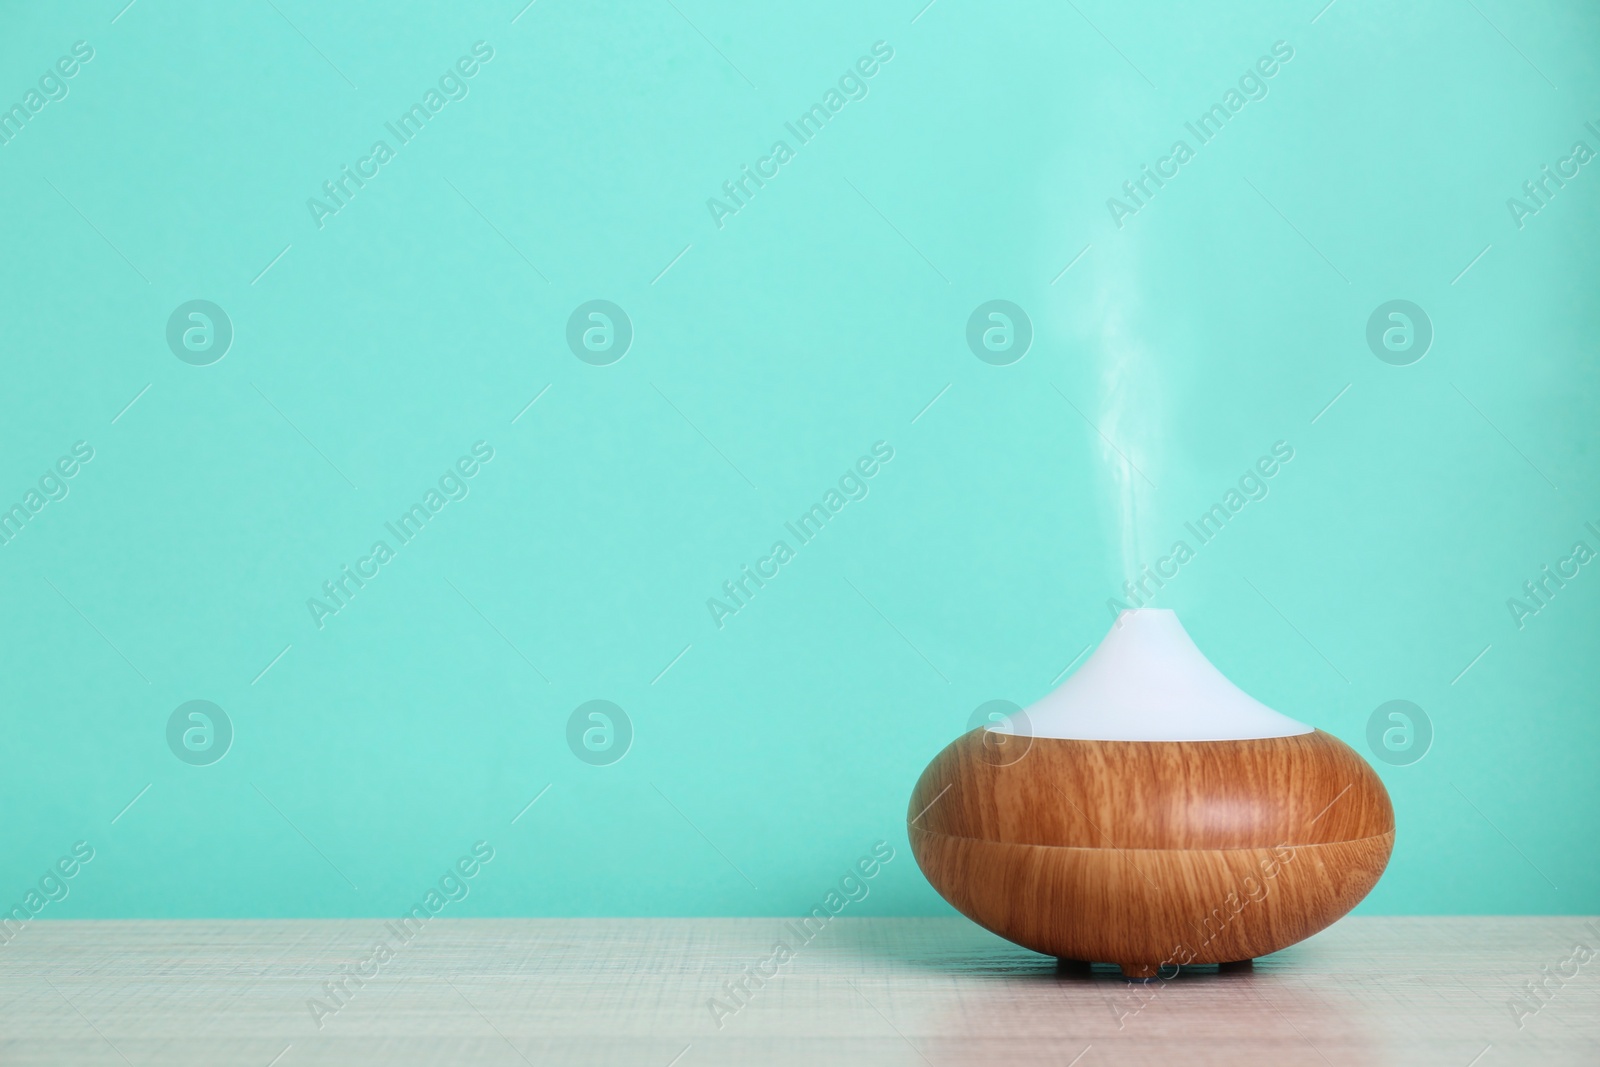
top-left (908, 609), bottom-right (1393, 977)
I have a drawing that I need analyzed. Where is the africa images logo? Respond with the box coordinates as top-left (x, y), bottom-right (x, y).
top-left (0, 441), bottom-right (94, 549)
top-left (1105, 41), bottom-right (1294, 229)
top-left (306, 42), bottom-right (495, 230)
top-left (0, 40), bottom-right (95, 150)
top-left (705, 442), bottom-right (894, 630)
top-left (705, 41), bottom-right (895, 230)
top-left (306, 442), bottom-right (495, 629)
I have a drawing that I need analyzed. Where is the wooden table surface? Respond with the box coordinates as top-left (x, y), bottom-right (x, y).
top-left (3, 917), bottom-right (1596, 1065)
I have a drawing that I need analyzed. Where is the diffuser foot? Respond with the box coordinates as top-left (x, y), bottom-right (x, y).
top-left (1218, 959), bottom-right (1254, 972)
top-left (1118, 962), bottom-right (1159, 979)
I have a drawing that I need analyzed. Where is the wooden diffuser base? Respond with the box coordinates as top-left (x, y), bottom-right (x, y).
top-left (908, 729), bottom-right (1394, 977)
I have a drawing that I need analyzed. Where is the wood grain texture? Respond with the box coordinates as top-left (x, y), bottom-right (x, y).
top-left (909, 729), bottom-right (1393, 849)
top-left (908, 729), bottom-right (1394, 974)
top-left (910, 831), bottom-right (1393, 974)
top-left (1, 917), bottom-right (1595, 1065)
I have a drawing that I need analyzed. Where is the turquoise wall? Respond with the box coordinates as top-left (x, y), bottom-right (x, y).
top-left (1, 0), bottom-right (1595, 922)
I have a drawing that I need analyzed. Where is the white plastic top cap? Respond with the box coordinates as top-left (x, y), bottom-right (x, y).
top-left (995, 609), bottom-right (1314, 741)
